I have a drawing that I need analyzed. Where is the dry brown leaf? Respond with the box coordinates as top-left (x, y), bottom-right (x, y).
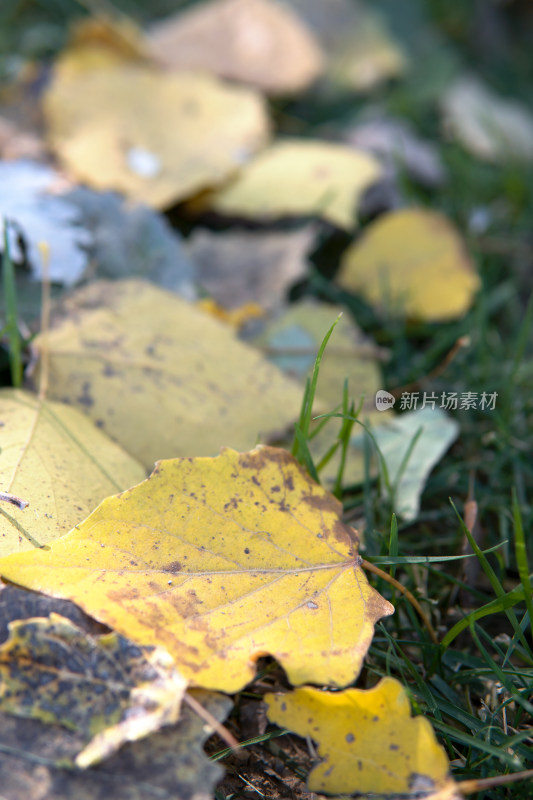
top-left (44, 46), bottom-right (270, 208)
top-left (148, 0), bottom-right (324, 94)
top-left (187, 226), bottom-right (316, 311)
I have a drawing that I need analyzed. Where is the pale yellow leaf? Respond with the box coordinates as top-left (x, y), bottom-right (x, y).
top-left (0, 446), bottom-right (393, 692)
top-left (0, 389), bottom-right (145, 555)
top-left (337, 208), bottom-right (480, 320)
top-left (44, 49), bottom-right (270, 208)
top-left (31, 279), bottom-right (304, 469)
top-left (207, 139), bottom-right (383, 230)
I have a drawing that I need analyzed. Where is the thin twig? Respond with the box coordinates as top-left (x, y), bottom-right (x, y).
top-left (183, 692), bottom-right (239, 750)
top-left (362, 559), bottom-right (439, 645)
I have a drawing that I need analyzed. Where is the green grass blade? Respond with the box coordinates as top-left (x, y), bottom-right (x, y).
top-left (2, 218), bottom-right (23, 387)
top-left (512, 488), bottom-right (533, 634)
top-left (291, 313), bottom-right (343, 463)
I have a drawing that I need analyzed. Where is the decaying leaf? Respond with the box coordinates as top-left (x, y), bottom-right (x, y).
top-left (0, 613), bottom-right (186, 767)
top-left (265, 677), bottom-right (456, 797)
top-left (207, 139), bottom-right (383, 230)
top-left (442, 75), bottom-right (533, 163)
top-left (30, 279), bottom-right (304, 468)
top-left (0, 582), bottom-right (109, 645)
top-left (283, 0), bottom-right (408, 91)
top-left (187, 226), bottom-right (316, 311)
top-left (148, 0), bottom-right (324, 95)
top-left (356, 407), bottom-right (460, 521)
top-left (337, 208), bottom-right (480, 320)
top-left (0, 389), bottom-right (146, 556)
top-left (0, 689), bottom-right (230, 799)
top-left (0, 446), bottom-right (393, 692)
top-left (67, 187), bottom-right (196, 298)
top-left (44, 44), bottom-right (270, 208)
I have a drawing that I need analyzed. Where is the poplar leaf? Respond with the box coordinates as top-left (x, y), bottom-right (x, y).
top-left (0, 389), bottom-right (146, 555)
top-left (44, 42), bottom-right (269, 208)
top-left (0, 613), bottom-right (186, 768)
top-left (207, 139), bottom-right (383, 230)
top-left (265, 677), bottom-right (458, 798)
top-left (337, 208), bottom-right (480, 320)
top-left (30, 279), bottom-right (304, 469)
top-left (0, 446), bottom-right (393, 692)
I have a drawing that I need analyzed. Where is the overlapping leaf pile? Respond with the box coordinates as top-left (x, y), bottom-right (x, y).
top-left (2, 0), bottom-right (527, 796)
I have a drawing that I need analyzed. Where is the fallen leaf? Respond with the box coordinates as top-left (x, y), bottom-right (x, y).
top-left (207, 139), bottom-right (383, 230)
top-left (283, 0), bottom-right (408, 91)
top-left (265, 677), bottom-right (456, 797)
top-left (67, 187), bottom-right (196, 298)
top-left (44, 45), bottom-right (270, 208)
top-left (148, 0), bottom-right (324, 95)
top-left (250, 299), bottom-right (384, 411)
top-left (0, 388), bottom-right (146, 555)
top-left (187, 226), bottom-right (316, 311)
top-left (355, 407), bottom-right (460, 521)
top-left (0, 160), bottom-right (91, 285)
top-left (0, 446), bottom-right (394, 692)
top-left (337, 208), bottom-right (480, 320)
top-left (0, 613), bottom-right (186, 767)
top-left (442, 75), bottom-right (533, 163)
top-left (344, 114), bottom-right (446, 188)
top-left (0, 688), bottom-right (229, 799)
top-left (250, 301), bottom-right (385, 486)
top-left (30, 279), bottom-right (304, 468)
top-left (0, 582), bottom-right (109, 645)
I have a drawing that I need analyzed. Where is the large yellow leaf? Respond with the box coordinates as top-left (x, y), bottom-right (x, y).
top-left (0, 446), bottom-right (393, 692)
top-left (44, 47), bottom-right (269, 208)
top-left (148, 0), bottom-right (324, 94)
top-left (31, 279), bottom-right (304, 469)
top-left (207, 139), bottom-right (383, 230)
top-left (265, 677), bottom-right (457, 798)
top-left (0, 613), bottom-right (186, 768)
top-left (0, 389), bottom-right (145, 555)
top-left (337, 208), bottom-right (480, 321)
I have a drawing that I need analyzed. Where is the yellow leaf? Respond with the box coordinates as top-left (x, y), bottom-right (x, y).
top-left (207, 139), bottom-right (383, 230)
top-left (0, 389), bottom-right (145, 555)
top-left (44, 48), bottom-right (269, 208)
top-left (337, 208), bottom-right (480, 321)
top-left (0, 613), bottom-right (186, 768)
top-left (265, 677), bottom-right (455, 797)
top-left (148, 0), bottom-right (324, 95)
top-left (31, 279), bottom-right (304, 469)
top-left (0, 446), bottom-right (393, 692)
